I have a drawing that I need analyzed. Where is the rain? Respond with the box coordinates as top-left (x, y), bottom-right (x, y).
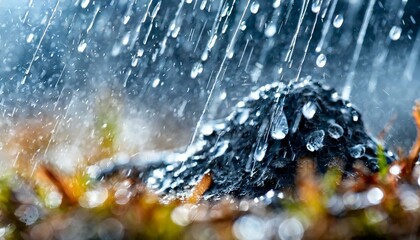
top-left (0, 0), bottom-right (419, 238)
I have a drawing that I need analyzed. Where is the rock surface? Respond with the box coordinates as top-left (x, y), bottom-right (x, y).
top-left (96, 81), bottom-right (395, 199)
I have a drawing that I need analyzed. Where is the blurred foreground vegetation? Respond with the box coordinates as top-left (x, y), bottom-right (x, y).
top-left (1, 101), bottom-right (420, 239)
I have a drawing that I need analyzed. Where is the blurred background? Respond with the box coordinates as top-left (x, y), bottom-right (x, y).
top-left (0, 0), bottom-right (419, 171)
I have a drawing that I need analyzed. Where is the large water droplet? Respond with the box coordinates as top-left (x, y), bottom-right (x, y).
top-left (349, 144), bottom-right (365, 158)
top-left (152, 78), bottom-right (160, 88)
top-left (273, 0), bottom-right (281, 8)
top-left (328, 123), bottom-right (344, 139)
top-left (302, 101), bottom-right (317, 119)
top-left (191, 62), bottom-right (204, 79)
top-left (15, 205), bottom-right (39, 225)
top-left (316, 54), bottom-right (327, 68)
top-left (389, 26), bottom-right (402, 41)
top-left (77, 41), bottom-right (87, 53)
top-left (306, 130), bottom-right (325, 152)
top-left (333, 14), bottom-right (344, 28)
top-left (250, 1), bottom-right (260, 14)
top-left (81, 0), bottom-right (90, 9)
top-left (271, 111), bottom-right (289, 140)
top-left (311, 0), bottom-right (322, 13)
top-left (264, 24), bottom-right (277, 38)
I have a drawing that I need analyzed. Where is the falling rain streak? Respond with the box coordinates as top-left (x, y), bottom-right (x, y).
top-left (0, 0), bottom-right (419, 190)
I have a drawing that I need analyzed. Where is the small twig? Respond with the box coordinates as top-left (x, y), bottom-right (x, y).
top-left (188, 171), bottom-right (213, 204)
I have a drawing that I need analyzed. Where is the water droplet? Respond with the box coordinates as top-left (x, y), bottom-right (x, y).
top-left (306, 130), bottom-right (325, 152)
top-left (328, 123), bottom-right (344, 139)
top-left (235, 109), bottom-right (250, 125)
top-left (264, 24), bottom-right (277, 37)
top-left (151, 1), bottom-right (161, 18)
top-left (131, 57), bottom-right (139, 67)
top-left (15, 205), bottom-right (39, 225)
top-left (302, 101), bottom-right (317, 119)
top-left (122, 32), bottom-right (130, 45)
top-left (237, 101), bottom-right (246, 108)
top-left (331, 92), bottom-right (339, 101)
top-left (278, 217), bottom-right (304, 240)
top-left (152, 78), bottom-right (160, 88)
top-left (367, 187), bottom-right (383, 205)
top-left (389, 165), bottom-right (401, 175)
top-left (201, 124), bottom-right (214, 136)
top-left (400, 191), bottom-right (420, 211)
top-left (81, 0), bottom-right (90, 9)
top-left (200, 0), bottom-right (207, 10)
top-left (349, 144), bottom-right (365, 158)
top-left (233, 215), bottom-right (266, 240)
top-left (333, 14), bottom-right (344, 28)
top-left (137, 49), bottom-right (144, 57)
top-left (220, 91), bottom-right (227, 100)
top-left (240, 21), bottom-right (247, 31)
top-left (45, 191), bottom-right (62, 208)
top-left (352, 110), bottom-right (359, 122)
top-left (273, 0), bottom-right (281, 8)
top-left (389, 25), bottom-right (402, 41)
top-left (123, 15), bottom-right (130, 24)
top-left (211, 141), bottom-right (229, 158)
top-left (191, 62), bottom-right (204, 79)
top-left (250, 1), bottom-right (260, 14)
top-left (291, 112), bottom-right (302, 134)
top-left (271, 111), bottom-right (289, 140)
top-left (221, 4), bottom-right (229, 17)
top-left (227, 49), bottom-right (234, 59)
top-left (254, 142), bottom-right (268, 162)
top-left (311, 0), bottom-right (322, 13)
top-left (171, 205), bottom-right (191, 226)
top-left (26, 33), bottom-right (34, 43)
top-left (254, 120), bottom-right (269, 162)
top-left (208, 35), bottom-right (217, 49)
top-left (316, 53), bottom-right (327, 68)
top-left (114, 188), bottom-right (132, 205)
top-left (77, 41), bottom-right (87, 53)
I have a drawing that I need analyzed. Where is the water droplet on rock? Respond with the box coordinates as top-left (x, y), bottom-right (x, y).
top-left (302, 101), bottom-right (317, 119)
top-left (254, 142), bottom-right (268, 162)
top-left (254, 120), bottom-right (269, 161)
top-left (235, 109), bottom-right (250, 125)
top-left (349, 144), bottom-right (365, 158)
top-left (306, 130), bottom-right (325, 152)
top-left (271, 111), bottom-right (289, 140)
top-left (328, 123), bottom-right (344, 139)
top-left (211, 141), bottom-right (229, 158)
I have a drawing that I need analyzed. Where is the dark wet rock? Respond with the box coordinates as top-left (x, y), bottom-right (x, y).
top-left (95, 81), bottom-right (395, 199)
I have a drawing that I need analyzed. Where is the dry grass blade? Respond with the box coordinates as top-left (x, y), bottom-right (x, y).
top-left (408, 101), bottom-right (420, 166)
top-left (188, 171), bottom-right (213, 204)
